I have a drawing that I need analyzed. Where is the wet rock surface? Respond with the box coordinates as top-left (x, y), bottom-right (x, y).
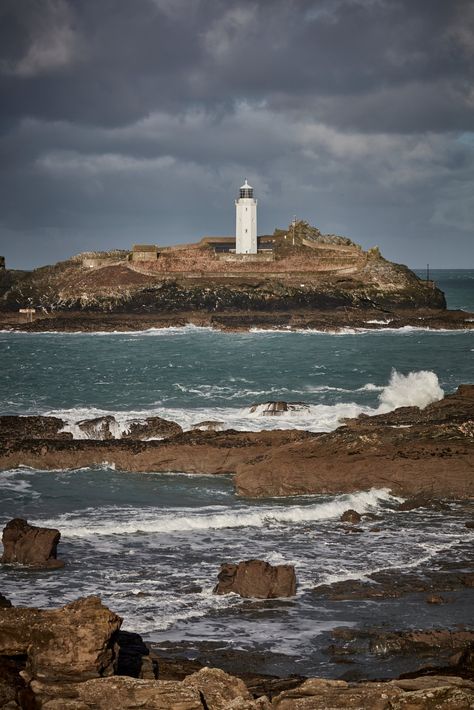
top-left (0, 429), bottom-right (312, 478)
top-left (0, 306), bottom-right (472, 335)
top-left (214, 560), bottom-right (297, 599)
top-left (235, 385), bottom-right (474, 498)
top-left (121, 416), bottom-right (182, 440)
top-left (340, 509), bottom-right (362, 524)
top-left (1, 518), bottom-right (64, 569)
top-left (248, 401), bottom-right (310, 416)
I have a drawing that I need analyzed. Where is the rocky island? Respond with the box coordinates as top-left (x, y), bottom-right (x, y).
top-left (1, 221), bottom-right (470, 332)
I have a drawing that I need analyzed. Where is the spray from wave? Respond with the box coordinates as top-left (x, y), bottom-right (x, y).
top-left (376, 369), bottom-right (444, 412)
top-left (47, 369), bottom-right (444, 437)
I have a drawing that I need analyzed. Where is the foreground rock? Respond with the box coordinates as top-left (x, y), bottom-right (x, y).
top-left (30, 668), bottom-right (269, 709)
top-left (271, 676), bottom-right (474, 709)
top-left (1, 595), bottom-right (473, 709)
top-left (1, 518), bottom-right (64, 569)
top-left (0, 596), bottom-right (267, 709)
top-left (214, 560), bottom-right (297, 599)
top-left (0, 596), bottom-right (121, 681)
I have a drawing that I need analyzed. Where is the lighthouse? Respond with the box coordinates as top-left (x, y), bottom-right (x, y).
top-left (235, 179), bottom-right (257, 254)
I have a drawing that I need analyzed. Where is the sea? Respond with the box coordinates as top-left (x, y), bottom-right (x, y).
top-left (0, 268), bottom-right (473, 679)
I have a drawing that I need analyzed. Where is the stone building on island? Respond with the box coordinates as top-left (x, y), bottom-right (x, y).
top-left (131, 245), bottom-right (159, 262)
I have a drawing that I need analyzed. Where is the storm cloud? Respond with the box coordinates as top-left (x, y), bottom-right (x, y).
top-left (0, 0), bottom-right (473, 268)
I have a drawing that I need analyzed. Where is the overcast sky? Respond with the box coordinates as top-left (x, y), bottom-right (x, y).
top-left (0, 0), bottom-right (473, 269)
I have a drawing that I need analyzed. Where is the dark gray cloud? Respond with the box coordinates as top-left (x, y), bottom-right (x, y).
top-left (0, 0), bottom-right (473, 269)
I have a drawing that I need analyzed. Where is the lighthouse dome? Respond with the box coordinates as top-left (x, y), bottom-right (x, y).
top-left (239, 179), bottom-right (254, 199)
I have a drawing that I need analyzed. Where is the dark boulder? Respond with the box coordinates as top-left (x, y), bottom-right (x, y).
top-left (340, 509), bottom-right (362, 524)
top-left (0, 593), bottom-right (11, 608)
top-left (214, 559), bottom-right (296, 599)
top-left (116, 630), bottom-right (158, 679)
top-left (1, 518), bottom-right (64, 569)
top-left (0, 415), bottom-right (71, 440)
top-left (398, 494), bottom-right (448, 512)
top-left (122, 416), bottom-right (182, 440)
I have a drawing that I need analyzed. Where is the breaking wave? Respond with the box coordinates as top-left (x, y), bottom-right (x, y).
top-left (33, 488), bottom-right (399, 538)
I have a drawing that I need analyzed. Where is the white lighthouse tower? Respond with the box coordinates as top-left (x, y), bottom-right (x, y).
top-left (235, 179), bottom-right (257, 254)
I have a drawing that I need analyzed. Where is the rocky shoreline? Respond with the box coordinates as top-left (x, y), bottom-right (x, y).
top-left (0, 591), bottom-right (473, 709)
top-left (1, 385), bottom-right (473, 499)
top-left (1, 307), bottom-right (473, 333)
top-left (1, 386), bottom-right (474, 707)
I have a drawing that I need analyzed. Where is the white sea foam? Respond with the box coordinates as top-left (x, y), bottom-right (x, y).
top-left (33, 488), bottom-right (398, 538)
top-left (48, 369), bottom-right (445, 436)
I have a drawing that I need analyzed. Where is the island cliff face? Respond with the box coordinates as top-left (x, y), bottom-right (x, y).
top-left (0, 223), bottom-right (447, 323)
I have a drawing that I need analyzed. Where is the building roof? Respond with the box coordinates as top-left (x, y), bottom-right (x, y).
top-left (199, 236), bottom-right (235, 245)
top-left (240, 178), bottom-right (253, 190)
top-left (132, 244), bottom-right (158, 252)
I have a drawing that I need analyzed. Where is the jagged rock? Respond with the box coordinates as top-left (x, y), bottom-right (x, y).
top-left (271, 676), bottom-right (474, 709)
top-left (122, 416), bottom-right (182, 440)
top-left (398, 494), bottom-right (448, 512)
top-left (0, 415), bottom-right (71, 440)
top-left (248, 401), bottom-right (309, 416)
top-left (340, 509), bottom-right (362, 524)
top-left (214, 560), bottom-right (297, 599)
top-left (77, 415), bottom-right (117, 440)
top-left (191, 420), bottom-right (224, 431)
top-left (368, 629), bottom-right (474, 657)
top-left (1, 518), bottom-right (64, 569)
top-left (29, 667), bottom-right (269, 709)
top-left (0, 596), bottom-right (121, 683)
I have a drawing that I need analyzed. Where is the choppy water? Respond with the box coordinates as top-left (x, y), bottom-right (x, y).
top-left (0, 269), bottom-right (473, 678)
